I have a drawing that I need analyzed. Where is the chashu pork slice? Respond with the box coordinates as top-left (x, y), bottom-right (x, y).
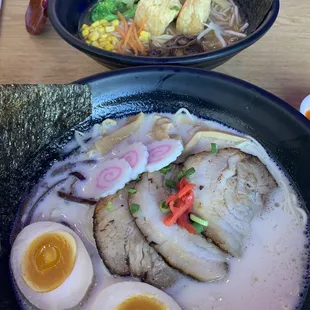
top-left (129, 171), bottom-right (229, 282)
top-left (93, 186), bottom-right (180, 289)
top-left (184, 148), bottom-right (277, 257)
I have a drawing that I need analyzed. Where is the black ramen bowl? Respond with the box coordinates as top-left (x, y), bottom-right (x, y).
top-left (1, 66), bottom-right (310, 309)
top-left (48, 0), bottom-right (279, 69)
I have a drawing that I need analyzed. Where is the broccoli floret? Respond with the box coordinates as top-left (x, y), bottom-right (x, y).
top-left (121, 5), bottom-right (137, 19)
top-left (91, 0), bottom-right (134, 22)
top-left (97, 4), bottom-right (137, 22)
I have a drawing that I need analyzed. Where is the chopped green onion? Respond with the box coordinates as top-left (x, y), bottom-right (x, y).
top-left (211, 142), bottom-right (218, 154)
top-left (130, 203), bottom-right (140, 213)
top-left (127, 189), bottom-right (137, 194)
top-left (178, 167), bottom-right (195, 180)
top-left (159, 201), bottom-right (170, 213)
top-left (106, 201), bottom-right (114, 211)
top-left (135, 174), bottom-right (142, 181)
top-left (190, 214), bottom-right (208, 227)
top-left (177, 171), bottom-right (185, 180)
top-left (171, 5), bottom-right (180, 11)
top-left (159, 164), bottom-right (172, 175)
top-left (165, 179), bottom-right (177, 188)
top-left (192, 222), bottom-right (204, 234)
top-left (184, 167), bottom-right (195, 178)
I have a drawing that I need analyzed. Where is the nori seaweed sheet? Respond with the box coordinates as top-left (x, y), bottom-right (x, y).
top-left (0, 84), bottom-right (91, 309)
top-left (235, 0), bottom-right (274, 34)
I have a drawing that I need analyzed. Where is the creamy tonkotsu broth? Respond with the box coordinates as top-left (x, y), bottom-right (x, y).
top-left (12, 110), bottom-right (309, 310)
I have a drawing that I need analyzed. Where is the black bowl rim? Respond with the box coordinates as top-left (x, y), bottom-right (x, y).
top-left (75, 65), bottom-right (310, 133)
top-left (48, 0), bottom-right (279, 65)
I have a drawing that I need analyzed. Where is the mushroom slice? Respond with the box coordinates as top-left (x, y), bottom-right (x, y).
top-left (151, 115), bottom-right (182, 142)
top-left (152, 116), bottom-right (175, 140)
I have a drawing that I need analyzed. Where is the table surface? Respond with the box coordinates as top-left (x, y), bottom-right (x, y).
top-left (0, 0), bottom-right (309, 110)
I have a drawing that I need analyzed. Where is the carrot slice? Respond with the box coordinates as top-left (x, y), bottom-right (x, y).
top-left (123, 22), bottom-right (134, 49)
top-left (116, 27), bottom-right (126, 38)
top-left (138, 18), bottom-right (145, 34)
top-left (117, 39), bottom-right (124, 53)
top-left (118, 11), bottom-right (128, 33)
top-left (128, 41), bottom-right (138, 56)
top-left (132, 22), bottom-right (144, 53)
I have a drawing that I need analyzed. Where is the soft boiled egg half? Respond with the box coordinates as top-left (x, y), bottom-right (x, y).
top-left (10, 221), bottom-right (93, 310)
top-left (90, 282), bottom-right (182, 310)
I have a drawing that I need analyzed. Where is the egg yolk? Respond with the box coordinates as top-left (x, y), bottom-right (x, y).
top-left (116, 295), bottom-right (168, 310)
top-left (21, 231), bottom-right (76, 293)
top-left (305, 109), bottom-right (310, 120)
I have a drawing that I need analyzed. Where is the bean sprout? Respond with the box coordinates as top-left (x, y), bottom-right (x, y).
top-left (240, 22), bottom-right (249, 32)
top-left (175, 108), bottom-right (193, 119)
top-left (224, 30), bottom-right (247, 38)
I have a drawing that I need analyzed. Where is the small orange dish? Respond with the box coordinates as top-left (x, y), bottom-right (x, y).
top-left (300, 95), bottom-right (310, 120)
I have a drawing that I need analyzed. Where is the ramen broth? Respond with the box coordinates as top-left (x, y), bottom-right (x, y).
top-left (79, 0), bottom-right (248, 57)
top-left (16, 112), bottom-right (309, 310)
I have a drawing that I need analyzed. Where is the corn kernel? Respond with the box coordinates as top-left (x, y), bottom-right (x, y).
top-left (99, 38), bottom-right (108, 43)
top-left (105, 43), bottom-right (114, 51)
top-left (105, 26), bottom-right (115, 33)
top-left (99, 42), bottom-right (108, 48)
top-left (92, 41), bottom-right (100, 47)
top-left (81, 24), bottom-right (88, 30)
top-left (111, 37), bottom-right (119, 45)
top-left (111, 20), bottom-right (120, 26)
top-left (81, 29), bottom-right (89, 38)
top-left (100, 34), bottom-right (108, 39)
top-left (139, 30), bottom-right (151, 43)
top-left (109, 37), bottom-right (115, 43)
top-left (89, 27), bottom-right (96, 32)
top-left (88, 31), bottom-right (99, 41)
top-left (140, 30), bottom-right (150, 37)
top-left (98, 27), bottom-right (106, 34)
top-left (85, 40), bottom-right (91, 45)
top-left (100, 19), bottom-right (109, 26)
top-left (91, 21), bottom-right (100, 27)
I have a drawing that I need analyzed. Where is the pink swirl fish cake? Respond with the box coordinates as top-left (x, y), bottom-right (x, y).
top-left (146, 139), bottom-right (183, 172)
top-left (118, 142), bottom-right (149, 180)
top-left (75, 158), bottom-right (132, 199)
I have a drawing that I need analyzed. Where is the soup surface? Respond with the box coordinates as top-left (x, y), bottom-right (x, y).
top-left (12, 110), bottom-right (309, 310)
top-left (79, 0), bottom-right (248, 56)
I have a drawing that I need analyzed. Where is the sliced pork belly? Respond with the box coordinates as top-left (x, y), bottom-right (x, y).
top-left (93, 186), bottom-right (180, 289)
top-left (129, 171), bottom-right (229, 282)
top-left (184, 149), bottom-right (277, 257)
